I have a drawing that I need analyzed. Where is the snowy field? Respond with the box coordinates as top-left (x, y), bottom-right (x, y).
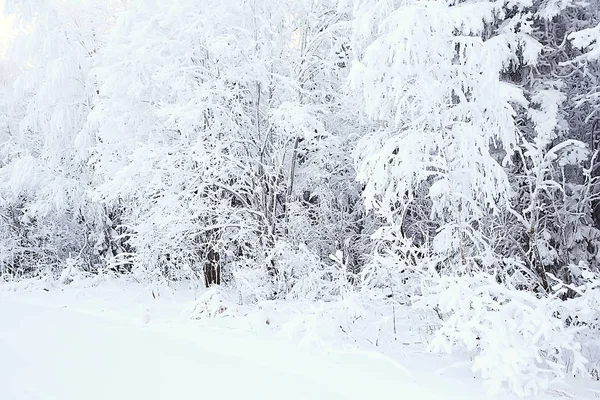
top-left (2, 281), bottom-right (600, 400)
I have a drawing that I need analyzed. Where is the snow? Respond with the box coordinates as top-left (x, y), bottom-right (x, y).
top-left (1, 282), bottom-right (600, 400)
top-left (2, 0), bottom-right (600, 398)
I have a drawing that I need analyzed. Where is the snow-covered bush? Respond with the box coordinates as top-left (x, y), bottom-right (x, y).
top-left (188, 286), bottom-right (235, 320)
top-left (416, 271), bottom-right (589, 396)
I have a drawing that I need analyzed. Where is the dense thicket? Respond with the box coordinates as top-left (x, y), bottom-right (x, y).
top-left (2, 0), bottom-right (600, 395)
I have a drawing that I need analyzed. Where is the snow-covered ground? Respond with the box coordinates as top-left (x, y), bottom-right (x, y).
top-left (1, 281), bottom-right (599, 399)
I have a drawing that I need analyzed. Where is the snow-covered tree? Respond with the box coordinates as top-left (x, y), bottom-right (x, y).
top-left (348, 0), bottom-right (600, 392)
top-left (0, 0), bottom-right (123, 278)
top-left (86, 0), bottom-right (366, 296)
top-left (350, 0), bottom-right (533, 286)
top-left (488, 0), bottom-right (600, 293)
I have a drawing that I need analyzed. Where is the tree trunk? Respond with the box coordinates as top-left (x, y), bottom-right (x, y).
top-left (203, 247), bottom-right (221, 288)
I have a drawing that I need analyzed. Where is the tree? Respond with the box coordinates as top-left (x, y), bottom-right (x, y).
top-left (0, 0), bottom-right (122, 278)
top-left (348, 0), bottom-right (597, 392)
top-left (87, 0), bottom-right (365, 297)
top-left (350, 0), bottom-right (530, 285)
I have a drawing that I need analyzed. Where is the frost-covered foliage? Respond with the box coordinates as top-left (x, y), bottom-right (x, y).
top-left (349, 0), bottom-right (600, 394)
top-left (81, 0), bottom-right (366, 292)
top-left (495, 0), bottom-right (600, 294)
top-left (417, 271), bottom-right (589, 397)
top-left (2, 0), bottom-right (600, 395)
top-left (350, 0), bottom-right (524, 281)
top-left (0, 0), bottom-right (124, 277)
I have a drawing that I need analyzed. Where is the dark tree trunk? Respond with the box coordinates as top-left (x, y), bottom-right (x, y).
top-left (203, 247), bottom-right (221, 288)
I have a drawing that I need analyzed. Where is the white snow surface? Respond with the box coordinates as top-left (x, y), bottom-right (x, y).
top-left (1, 280), bottom-right (599, 400)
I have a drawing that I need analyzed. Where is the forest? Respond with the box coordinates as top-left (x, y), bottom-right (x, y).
top-left (2, 0), bottom-right (600, 396)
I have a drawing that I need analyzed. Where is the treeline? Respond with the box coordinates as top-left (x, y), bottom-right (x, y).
top-left (2, 0), bottom-right (600, 394)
